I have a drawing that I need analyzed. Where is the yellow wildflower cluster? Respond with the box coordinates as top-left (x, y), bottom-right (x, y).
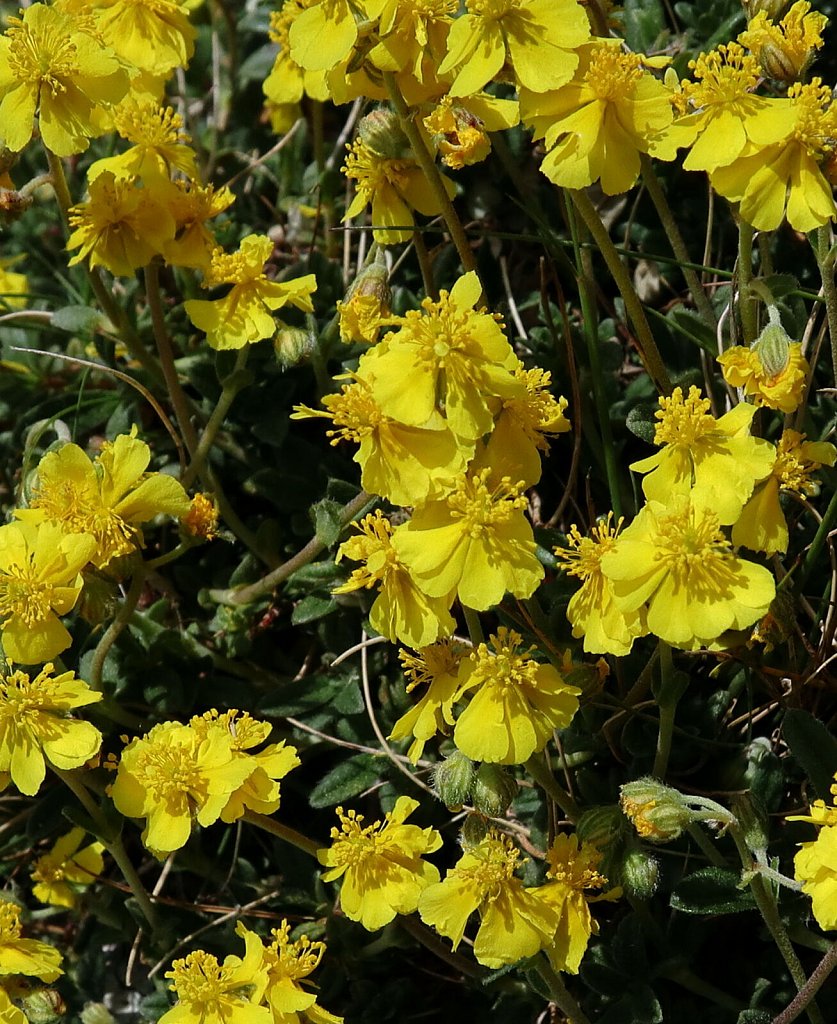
top-left (162, 919), bottom-right (342, 1024)
top-left (557, 385), bottom-right (835, 653)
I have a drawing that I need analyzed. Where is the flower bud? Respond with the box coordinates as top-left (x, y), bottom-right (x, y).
top-left (433, 750), bottom-right (475, 809)
top-left (471, 764), bottom-right (518, 817)
top-left (274, 325), bottom-right (316, 367)
top-left (75, 570), bottom-right (120, 626)
top-left (576, 805), bottom-right (625, 849)
top-left (357, 108), bottom-right (410, 160)
top-left (731, 792), bottom-right (769, 855)
top-left (19, 988), bottom-right (66, 1024)
top-left (753, 307), bottom-right (791, 377)
top-left (757, 40), bottom-right (799, 82)
top-left (620, 778), bottom-right (691, 843)
top-left (460, 811), bottom-right (489, 847)
top-left (618, 845), bottom-right (660, 900)
top-left (338, 251), bottom-right (391, 345)
top-left (80, 1004), bottom-right (116, 1024)
top-left (743, 0), bottom-right (792, 19)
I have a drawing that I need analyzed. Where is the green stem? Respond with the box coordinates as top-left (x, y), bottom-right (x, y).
top-left (53, 767), bottom-right (159, 930)
top-left (381, 72), bottom-right (476, 275)
top-left (530, 956), bottom-right (592, 1024)
top-left (639, 154), bottom-right (717, 328)
top-left (89, 567), bottom-right (147, 690)
top-left (145, 261), bottom-right (199, 457)
top-left (242, 809), bottom-right (320, 858)
top-left (44, 148), bottom-right (164, 384)
top-left (569, 188), bottom-right (672, 395)
top-left (796, 485), bottom-right (837, 593)
top-left (525, 753), bottom-right (580, 822)
top-left (568, 205), bottom-right (624, 519)
top-left (413, 228), bottom-right (437, 300)
top-left (738, 220), bottom-right (758, 345)
top-left (652, 641), bottom-right (679, 779)
top-left (814, 227), bottom-right (837, 384)
top-left (730, 825), bottom-right (822, 1024)
top-left (685, 822), bottom-right (727, 868)
top-left (210, 490), bottom-right (375, 606)
top-left (773, 941), bottom-right (837, 1024)
top-left (182, 348), bottom-right (252, 490)
top-left (461, 605), bottom-right (484, 646)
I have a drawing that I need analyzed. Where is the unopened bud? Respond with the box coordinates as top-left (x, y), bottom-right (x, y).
top-left (80, 1004), bottom-right (116, 1024)
top-left (471, 764), bottom-right (518, 817)
top-left (618, 845), bottom-right (660, 900)
top-left (620, 778), bottom-right (691, 843)
top-left (76, 571), bottom-right (119, 626)
top-left (753, 307), bottom-right (791, 377)
top-left (460, 811), bottom-right (489, 848)
top-left (274, 325), bottom-right (315, 367)
top-left (433, 750), bottom-right (475, 809)
top-left (743, 0), bottom-right (792, 19)
top-left (576, 805), bottom-right (624, 849)
top-left (339, 252), bottom-right (391, 345)
top-left (758, 40), bottom-right (800, 82)
top-left (357, 108), bottom-right (410, 160)
top-left (20, 988), bottom-right (65, 1024)
top-left (731, 792), bottom-right (769, 855)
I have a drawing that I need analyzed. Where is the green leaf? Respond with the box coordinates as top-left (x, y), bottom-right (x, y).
top-left (623, 0), bottom-right (665, 52)
top-left (309, 754), bottom-right (381, 808)
top-left (291, 594), bottom-right (337, 624)
top-left (670, 867), bottom-right (757, 915)
top-left (661, 306), bottom-right (719, 356)
top-left (52, 305), bottom-right (109, 335)
top-left (626, 404), bottom-right (658, 443)
top-left (599, 985), bottom-right (663, 1024)
top-left (737, 1012), bottom-right (772, 1024)
top-left (782, 709), bottom-right (837, 800)
top-left (312, 498), bottom-right (343, 548)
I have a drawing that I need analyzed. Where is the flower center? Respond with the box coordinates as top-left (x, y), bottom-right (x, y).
top-left (6, 15), bottom-right (80, 92)
top-left (0, 560), bottom-right (55, 627)
top-left (652, 386), bottom-right (716, 447)
top-left (447, 472), bottom-right (527, 539)
top-left (585, 45), bottom-right (644, 101)
top-left (684, 43), bottom-right (761, 108)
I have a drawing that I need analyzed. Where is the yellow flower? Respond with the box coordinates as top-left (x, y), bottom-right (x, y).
top-left (388, 640), bottom-right (467, 762)
top-left (161, 927), bottom-right (270, 1024)
top-left (600, 486), bottom-right (776, 650)
top-left (184, 235), bottom-right (317, 350)
top-left (0, 259), bottom-right (27, 311)
top-left (629, 386), bottom-right (775, 522)
top-left (18, 432), bottom-right (191, 569)
top-left (237, 920), bottom-right (343, 1024)
top-left (181, 493), bottom-right (220, 541)
top-left (264, 1), bottom-right (330, 111)
top-left (360, 271), bottom-right (523, 440)
top-left (94, 0), bottom-right (198, 78)
top-left (732, 430), bottom-right (836, 554)
top-left (292, 375), bottom-right (468, 506)
top-left (87, 99), bottom-right (199, 183)
top-left (718, 344), bottom-right (808, 415)
top-left (392, 470), bottom-right (544, 611)
top-left (709, 79), bottom-right (837, 232)
top-left (0, 521), bottom-right (96, 665)
top-left (66, 172), bottom-right (176, 277)
top-left (673, 42), bottom-right (795, 173)
top-left (554, 515), bottom-right (646, 657)
top-left (475, 364), bottom-right (570, 487)
top-left (794, 825), bottom-right (837, 931)
top-left (539, 833), bottom-right (615, 974)
top-left (738, 0), bottom-right (827, 82)
top-left (418, 831), bottom-right (559, 968)
top-left (368, 0), bottom-right (455, 84)
top-left (0, 901), bottom-right (62, 983)
top-left (318, 796), bottom-right (442, 931)
top-left (161, 180), bottom-right (235, 271)
top-left (333, 511), bottom-right (456, 649)
top-left (289, 0), bottom-right (385, 72)
top-left (423, 93), bottom-right (519, 170)
top-left (342, 138), bottom-right (455, 245)
top-left (0, 664), bottom-right (101, 796)
top-left (438, 0), bottom-right (589, 96)
top-left (0, 3), bottom-right (128, 156)
top-left (189, 710), bottom-right (300, 823)
top-left (453, 628), bottom-right (580, 765)
top-left (31, 828), bottom-right (105, 909)
top-left (520, 40), bottom-right (675, 195)
top-left (109, 720), bottom-right (257, 854)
